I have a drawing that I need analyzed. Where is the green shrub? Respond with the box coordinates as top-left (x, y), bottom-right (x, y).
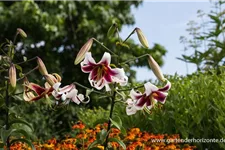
top-left (114, 68), bottom-right (225, 149)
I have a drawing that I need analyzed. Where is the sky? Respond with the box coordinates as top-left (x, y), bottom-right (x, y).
top-left (121, 1), bottom-right (213, 81)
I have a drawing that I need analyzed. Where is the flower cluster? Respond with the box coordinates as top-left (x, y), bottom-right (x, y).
top-left (9, 122), bottom-right (197, 150)
top-left (23, 57), bottom-right (86, 106)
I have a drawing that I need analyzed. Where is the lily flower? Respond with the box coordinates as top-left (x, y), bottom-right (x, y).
top-left (81, 52), bottom-right (128, 91)
top-left (52, 82), bottom-right (87, 105)
top-left (44, 73), bottom-right (62, 86)
top-left (23, 78), bottom-right (53, 101)
top-left (126, 80), bottom-right (171, 115)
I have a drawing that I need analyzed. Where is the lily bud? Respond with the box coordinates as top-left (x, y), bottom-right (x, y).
top-left (74, 38), bottom-right (93, 65)
top-left (148, 55), bottom-right (165, 82)
top-left (135, 28), bottom-right (149, 48)
top-left (107, 23), bottom-right (117, 37)
top-left (9, 64), bottom-right (17, 88)
top-left (37, 57), bottom-right (48, 75)
top-left (17, 28), bottom-right (27, 38)
top-left (44, 73), bottom-right (61, 86)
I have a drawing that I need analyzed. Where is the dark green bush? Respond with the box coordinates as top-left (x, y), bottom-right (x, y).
top-left (112, 68), bottom-right (225, 150)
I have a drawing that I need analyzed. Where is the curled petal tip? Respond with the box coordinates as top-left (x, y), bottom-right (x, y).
top-left (135, 28), bottom-right (149, 48)
top-left (74, 38), bottom-right (93, 65)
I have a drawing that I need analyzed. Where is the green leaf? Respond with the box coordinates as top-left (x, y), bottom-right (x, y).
top-left (9, 119), bottom-right (34, 131)
top-left (11, 128), bottom-right (32, 139)
top-left (88, 140), bottom-right (99, 150)
top-left (108, 138), bottom-right (126, 149)
top-left (10, 139), bottom-right (35, 150)
top-left (14, 64), bottom-right (22, 74)
top-left (110, 116), bottom-right (127, 135)
top-left (96, 129), bottom-right (107, 144)
top-left (1, 128), bottom-right (16, 145)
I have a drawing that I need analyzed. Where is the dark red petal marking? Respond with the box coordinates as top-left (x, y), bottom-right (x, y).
top-left (158, 84), bottom-right (171, 92)
top-left (30, 83), bottom-right (46, 95)
top-left (136, 95), bottom-right (147, 107)
top-left (152, 91), bottom-right (166, 103)
top-left (146, 97), bottom-right (151, 107)
top-left (108, 67), bottom-right (118, 76)
top-left (82, 65), bottom-right (95, 72)
top-left (104, 72), bottom-right (113, 82)
top-left (90, 67), bottom-right (98, 80)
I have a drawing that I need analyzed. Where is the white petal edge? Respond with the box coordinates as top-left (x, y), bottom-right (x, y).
top-left (98, 52), bottom-right (111, 65)
top-left (80, 52), bottom-right (96, 68)
top-left (144, 82), bottom-right (158, 96)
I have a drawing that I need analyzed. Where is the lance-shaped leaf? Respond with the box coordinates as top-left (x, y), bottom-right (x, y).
top-left (37, 57), bottom-right (48, 75)
top-left (148, 55), bottom-right (165, 82)
top-left (9, 63), bottom-right (17, 88)
top-left (135, 27), bottom-right (149, 48)
top-left (74, 38), bottom-right (93, 65)
top-left (17, 28), bottom-right (27, 38)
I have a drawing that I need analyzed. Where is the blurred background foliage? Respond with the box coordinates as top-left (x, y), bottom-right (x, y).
top-left (0, 0), bottom-right (167, 141)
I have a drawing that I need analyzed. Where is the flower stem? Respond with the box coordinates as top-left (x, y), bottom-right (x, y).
top-left (104, 85), bottom-right (117, 149)
top-left (118, 85), bottom-right (144, 92)
top-left (93, 38), bottom-right (118, 56)
top-left (16, 66), bottom-right (39, 81)
top-left (73, 82), bottom-right (104, 95)
top-left (16, 56), bottom-right (37, 65)
top-left (119, 54), bottom-right (149, 65)
top-left (123, 28), bottom-right (136, 43)
top-left (5, 81), bottom-right (10, 149)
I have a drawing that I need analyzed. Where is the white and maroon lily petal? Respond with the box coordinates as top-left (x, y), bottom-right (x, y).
top-left (81, 52), bottom-right (96, 73)
top-left (111, 68), bottom-right (128, 86)
top-left (98, 52), bottom-right (111, 66)
top-left (126, 98), bottom-right (138, 115)
top-left (144, 82), bottom-right (158, 96)
top-left (130, 89), bottom-right (143, 101)
top-left (152, 91), bottom-right (168, 104)
top-left (158, 80), bottom-right (171, 92)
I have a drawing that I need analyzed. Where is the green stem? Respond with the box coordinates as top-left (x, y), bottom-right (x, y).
top-left (16, 56), bottom-right (37, 65)
top-left (118, 85), bottom-right (144, 92)
top-left (13, 33), bottom-right (18, 45)
top-left (93, 38), bottom-right (118, 56)
top-left (123, 28), bottom-right (136, 43)
top-left (119, 54), bottom-right (149, 65)
top-left (16, 66), bottom-right (39, 81)
top-left (5, 81), bottom-right (10, 150)
top-left (73, 82), bottom-right (104, 95)
top-left (104, 85), bottom-right (117, 149)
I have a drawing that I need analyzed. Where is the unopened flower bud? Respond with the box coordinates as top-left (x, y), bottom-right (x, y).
top-left (107, 23), bottom-right (117, 37)
top-left (9, 64), bottom-right (17, 88)
top-left (135, 28), bottom-right (149, 48)
top-left (148, 55), bottom-right (165, 82)
top-left (17, 28), bottom-right (27, 38)
top-left (74, 38), bottom-right (93, 65)
top-left (37, 57), bottom-right (48, 75)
